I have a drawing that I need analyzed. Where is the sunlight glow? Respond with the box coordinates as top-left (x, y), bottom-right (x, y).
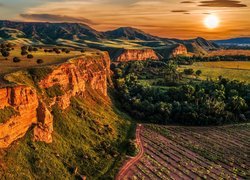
top-left (204, 15), bottom-right (220, 29)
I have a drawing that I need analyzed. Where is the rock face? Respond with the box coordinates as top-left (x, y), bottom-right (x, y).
top-left (113, 49), bottom-right (160, 62)
top-left (33, 102), bottom-right (53, 143)
top-left (170, 44), bottom-right (188, 57)
top-left (39, 53), bottom-right (110, 109)
top-left (0, 86), bottom-right (38, 148)
top-left (0, 52), bottom-right (111, 148)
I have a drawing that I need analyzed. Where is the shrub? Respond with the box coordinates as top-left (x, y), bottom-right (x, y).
top-left (13, 57), bottom-right (21, 63)
top-left (0, 106), bottom-right (19, 124)
top-left (27, 54), bottom-right (34, 59)
top-left (36, 59), bottom-right (44, 64)
top-left (21, 51), bottom-right (28, 56)
top-left (1, 51), bottom-right (10, 57)
top-left (21, 46), bottom-right (28, 51)
top-left (29, 67), bottom-right (53, 83)
top-left (46, 84), bottom-right (65, 98)
top-left (126, 139), bottom-right (138, 156)
top-left (196, 70), bottom-right (202, 76)
top-left (184, 68), bottom-right (194, 75)
top-left (28, 46), bottom-right (33, 52)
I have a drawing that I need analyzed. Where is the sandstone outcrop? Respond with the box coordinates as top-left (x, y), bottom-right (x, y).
top-left (0, 86), bottom-right (38, 148)
top-left (171, 44), bottom-right (188, 57)
top-left (113, 49), bottom-right (160, 62)
top-left (0, 52), bottom-right (111, 148)
top-left (33, 101), bottom-right (53, 143)
top-left (39, 53), bottom-right (110, 109)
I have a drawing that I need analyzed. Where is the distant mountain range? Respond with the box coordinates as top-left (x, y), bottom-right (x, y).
top-left (214, 37), bottom-right (250, 46)
top-left (0, 20), bottom-right (223, 57)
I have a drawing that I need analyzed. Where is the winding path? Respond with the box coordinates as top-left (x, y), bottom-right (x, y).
top-left (116, 124), bottom-right (144, 180)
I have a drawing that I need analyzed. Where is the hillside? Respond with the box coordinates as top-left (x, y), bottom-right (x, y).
top-left (104, 27), bottom-right (160, 41)
top-left (0, 52), bottom-right (134, 179)
top-left (178, 37), bottom-right (219, 55)
top-left (0, 20), bottom-right (103, 44)
top-left (0, 21), bottom-right (219, 58)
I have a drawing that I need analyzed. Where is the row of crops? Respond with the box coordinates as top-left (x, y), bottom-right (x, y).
top-left (122, 124), bottom-right (249, 179)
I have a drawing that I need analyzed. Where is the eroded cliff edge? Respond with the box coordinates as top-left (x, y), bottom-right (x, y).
top-left (112, 49), bottom-right (160, 62)
top-left (0, 52), bottom-right (110, 148)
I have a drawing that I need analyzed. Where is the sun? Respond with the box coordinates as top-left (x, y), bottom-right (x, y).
top-left (204, 15), bottom-right (219, 29)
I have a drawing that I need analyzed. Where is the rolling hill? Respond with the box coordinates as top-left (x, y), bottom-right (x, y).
top-left (0, 20), bottom-right (219, 57)
top-left (0, 20), bottom-right (104, 44)
top-left (104, 27), bottom-right (160, 41)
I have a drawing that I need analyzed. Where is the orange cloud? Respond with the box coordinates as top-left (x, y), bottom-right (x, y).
top-left (20, 13), bottom-right (98, 25)
top-left (199, 0), bottom-right (247, 7)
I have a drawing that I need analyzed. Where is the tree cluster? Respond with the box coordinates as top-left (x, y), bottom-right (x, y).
top-left (0, 43), bottom-right (13, 58)
top-left (113, 61), bottom-right (250, 126)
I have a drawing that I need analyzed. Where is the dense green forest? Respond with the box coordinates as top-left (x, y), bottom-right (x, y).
top-left (112, 61), bottom-right (250, 125)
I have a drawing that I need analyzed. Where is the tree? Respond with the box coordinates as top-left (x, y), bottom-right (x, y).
top-left (196, 70), bottom-right (202, 76)
top-left (27, 54), bottom-right (34, 59)
top-left (1, 51), bottom-right (10, 58)
top-left (65, 49), bottom-right (70, 54)
top-left (228, 96), bottom-right (248, 112)
top-left (21, 51), bottom-right (28, 56)
top-left (13, 57), bottom-right (21, 63)
top-left (21, 46), bottom-right (28, 51)
top-left (184, 68), bottom-right (194, 75)
top-left (28, 46), bottom-right (33, 52)
top-left (37, 59), bottom-right (44, 64)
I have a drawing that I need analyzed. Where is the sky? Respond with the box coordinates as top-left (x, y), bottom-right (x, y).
top-left (0, 0), bottom-right (249, 39)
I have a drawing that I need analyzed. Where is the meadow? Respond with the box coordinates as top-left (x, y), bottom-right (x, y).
top-left (179, 61), bottom-right (250, 83)
top-left (208, 49), bottom-right (250, 56)
top-left (0, 46), bottom-right (83, 75)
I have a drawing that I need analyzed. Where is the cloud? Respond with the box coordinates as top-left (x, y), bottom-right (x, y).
top-left (199, 0), bottom-right (247, 7)
top-left (181, 1), bottom-right (195, 3)
top-left (19, 13), bottom-right (98, 25)
top-left (171, 10), bottom-right (189, 13)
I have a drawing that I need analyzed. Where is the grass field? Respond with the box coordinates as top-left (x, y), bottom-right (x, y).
top-left (179, 61), bottom-right (250, 83)
top-left (0, 46), bottom-right (84, 75)
top-left (121, 124), bottom-right (250, 179)
top-left (85, 39), bottom-right (147, 49)
top-left (208, 50), bottom-right (250, 56)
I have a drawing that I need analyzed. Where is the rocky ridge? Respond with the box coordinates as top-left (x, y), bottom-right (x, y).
top-left (113, 49), bottom-right (160, 62)
top-left (0, 52), bottom-right (110, 148)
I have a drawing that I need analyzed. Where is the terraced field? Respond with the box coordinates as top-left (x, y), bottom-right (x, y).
top-left (120, 124), bottom-right (250, 179)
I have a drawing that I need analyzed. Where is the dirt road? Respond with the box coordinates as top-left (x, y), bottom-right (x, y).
top-left (116, 124), bottom-right (144, 180)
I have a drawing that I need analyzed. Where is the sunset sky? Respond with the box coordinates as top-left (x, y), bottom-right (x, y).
top-left (0, 0), bottom-right (249, 39)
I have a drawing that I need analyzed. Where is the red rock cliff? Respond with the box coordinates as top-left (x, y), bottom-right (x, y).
top-left (0, 86), bottom-right (39, 148)
top-left (113, 49), bottom-right (160, 62)
top-left (170, 44), bottom-right (188, 57)
top-left (0, 52), bottom-right (111, 148)
top-left (39, 52), bottom-right (110, 109)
